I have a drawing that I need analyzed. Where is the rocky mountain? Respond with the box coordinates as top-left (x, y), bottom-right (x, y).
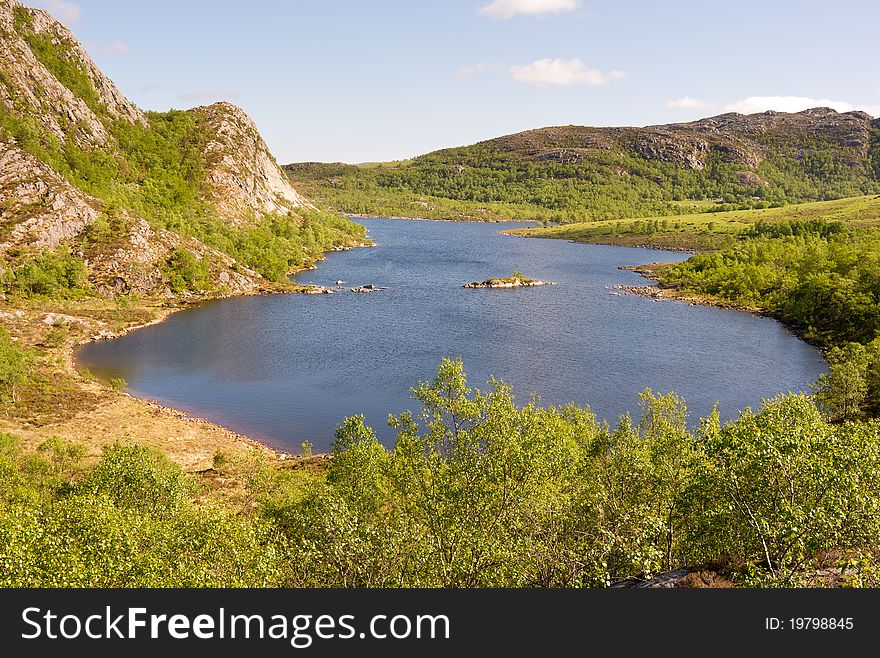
top-left (287, 108), bottom-right (880, 223)
top-left (479, 108), bottom-right (878, 171)
top-left (0, 0), bottom-right (361, 299)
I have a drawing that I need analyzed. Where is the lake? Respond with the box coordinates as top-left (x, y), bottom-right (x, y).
top-left (76, 218), bottom-right (827, 452)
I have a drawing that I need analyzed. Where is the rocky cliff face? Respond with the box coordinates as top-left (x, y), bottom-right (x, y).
top-left (195, 102), bottom-right (314, 223)
top-left (0, 0), bottom-right (145, 147)
top-left (0, 138), bottom-right (99, 247)
top-left (0, 138), bottom-right (261, 297)
top-left (0, 0), bottom-right (320, 298)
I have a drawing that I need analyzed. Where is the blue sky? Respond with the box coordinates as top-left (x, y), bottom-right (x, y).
top-left (26, 0), bottom-right (880, 163)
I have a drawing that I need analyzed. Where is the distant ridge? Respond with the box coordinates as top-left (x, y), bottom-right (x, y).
top-left (287, 107), bottom-right (880, 223)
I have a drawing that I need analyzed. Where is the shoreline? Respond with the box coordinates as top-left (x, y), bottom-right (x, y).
top-left (343, 213), bottom-right (535, 225)
top-left (5, 219), bottom-right (825, 472)
top-left (503, 228), bottom-right (705, 253)
top-left (0, 251), bottom-right (375, 470)
top-left (614, 264), bottom-right (827, 351)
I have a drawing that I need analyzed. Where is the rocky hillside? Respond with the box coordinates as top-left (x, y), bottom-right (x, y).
top-left (480, 108), bottom-right (878, 171)
top-left (0, 0), bottom-right (363, 299)
top-left (287, 108), bottom-right (880, 223)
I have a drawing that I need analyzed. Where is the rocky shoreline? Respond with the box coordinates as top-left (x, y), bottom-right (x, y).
top-left (613, 264), bottom-right (824, 349)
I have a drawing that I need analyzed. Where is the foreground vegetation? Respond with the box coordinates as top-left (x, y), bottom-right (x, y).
top-left (1, 358), bottom-right (879, 588)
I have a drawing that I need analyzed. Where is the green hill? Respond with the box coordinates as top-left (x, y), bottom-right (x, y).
top-left (286, 110), bottom-right (880, 224)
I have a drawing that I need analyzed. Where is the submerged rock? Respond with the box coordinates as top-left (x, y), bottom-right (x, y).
top-left (350, 284), bottom-right (388, 293)
top-left (303, 286), bottom-right (335, 295)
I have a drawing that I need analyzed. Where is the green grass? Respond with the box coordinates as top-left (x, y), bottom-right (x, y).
top-left (508, 195), bottom-right (880, 251)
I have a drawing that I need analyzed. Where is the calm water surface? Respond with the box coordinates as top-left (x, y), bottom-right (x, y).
top-left (77, 218), bottom-right (826, 451)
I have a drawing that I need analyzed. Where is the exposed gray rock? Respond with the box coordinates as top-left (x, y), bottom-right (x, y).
top-left (0, 139), bottom-right (99, 249)
top-left (0, 0), bottom-right (145, 149)
top-left (193, 102), bottom-right (314, 223)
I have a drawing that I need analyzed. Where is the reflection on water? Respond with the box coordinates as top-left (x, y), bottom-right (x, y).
top-left (77, 218), bottom-right (827, 451)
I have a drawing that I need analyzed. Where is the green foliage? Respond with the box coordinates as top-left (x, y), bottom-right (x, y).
top-left (684, 394), bottom-right (880, 585)
top-left (0, 441), bottom-right (282, 587)
top-left (78, 444), bottom-right (191, 513)
top-left (108, 377), bottom-right (127, 391)
top-left (3, 248), bottom-right (89, 299)
top-left (287, 126), bottom-right (880, 224)
top-left (3, 362), bottom-right (880, 587)
top-left (37, 436), bottom-right (86, 484)
top-left (815, 338), bottom-right (880, 420)
top-left (662, 221), bottom-right (880, 345)
top-left (163, 247), bottom-right (210, 293)
top-left (78, 213), bottom-right (127, 248)
top-left (0, 328), bottom-right (34, 404)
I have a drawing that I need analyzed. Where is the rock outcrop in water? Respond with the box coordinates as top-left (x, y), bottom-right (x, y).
top-left (464, 275), bottom-right (556, 289)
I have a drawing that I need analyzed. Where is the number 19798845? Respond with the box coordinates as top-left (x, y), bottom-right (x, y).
top-left (765, 617), bottom-right (854, 630)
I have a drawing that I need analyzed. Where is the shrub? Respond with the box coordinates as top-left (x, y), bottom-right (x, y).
top-left (4, 249), bottom-right (89, 299)
top-left (78, 444), bottom-right (192, 513)
top-left (163, 247), bottom-right (210, 293)
top-left (0, 328), bottom-right (33, 403)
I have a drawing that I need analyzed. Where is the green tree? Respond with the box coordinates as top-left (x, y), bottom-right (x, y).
top-left (815, 343), bottom-right (869, 421)
top-left (0, 328), bottom-right (33, 404)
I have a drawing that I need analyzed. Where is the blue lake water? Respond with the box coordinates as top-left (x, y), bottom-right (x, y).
top-left (76, 218), bottom-right (827, 452)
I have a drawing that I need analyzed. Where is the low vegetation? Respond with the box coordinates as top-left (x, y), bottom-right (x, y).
top-left (1, 248), bottom-right (90, 299)
top-left (659, 218), bottom-right (880, 346)
top-left (509, 194), bottom-right (880, 250)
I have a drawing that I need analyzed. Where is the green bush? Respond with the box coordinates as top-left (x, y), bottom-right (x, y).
top-left (78, 444), bottom-right (192, 513)
top-left (0, 327), bottom-right (34, 403)
top-left (3, 363), bottom-right (880, 588)
top-left (662, 222), bottom-right (880, 345)
top-left (108, 377), bottom-right (127, 391)
top-left (163, 247), bottom-right (210, 293)
top-left (4, 248), bottom-right (89, 299)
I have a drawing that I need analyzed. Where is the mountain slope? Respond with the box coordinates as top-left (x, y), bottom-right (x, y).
top-left (287, 109), bottom-right (880, 223)
top-left (0, 0), bottom-right (364, 298)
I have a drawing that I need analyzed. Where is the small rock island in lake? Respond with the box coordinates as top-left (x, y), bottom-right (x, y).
top-left (463, 272), bottom-right (557, 289)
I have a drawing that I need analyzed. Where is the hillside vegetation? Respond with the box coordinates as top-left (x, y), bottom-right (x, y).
top-left (287, 110), bottom-right (880, 223)
top-left (509, 194), bottom-right (880, 250)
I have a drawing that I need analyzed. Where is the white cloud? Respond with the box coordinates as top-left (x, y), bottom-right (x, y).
top-left (725, 95), bottom-right (879, 117)
top-left (478, 0), bottom-right (580, 19)
top-left (177, 90), bottom-right (241, 102)
top-left (91, 41), bottom-right (130, 56)
top-left (455, 63), bottom-right (502, 80)
top-left (509, 58), bottom-right (623, 88)
top-left (30, 1), bottom-right (81, 25)
top-left (666, 96), bottom-right (714, 110)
